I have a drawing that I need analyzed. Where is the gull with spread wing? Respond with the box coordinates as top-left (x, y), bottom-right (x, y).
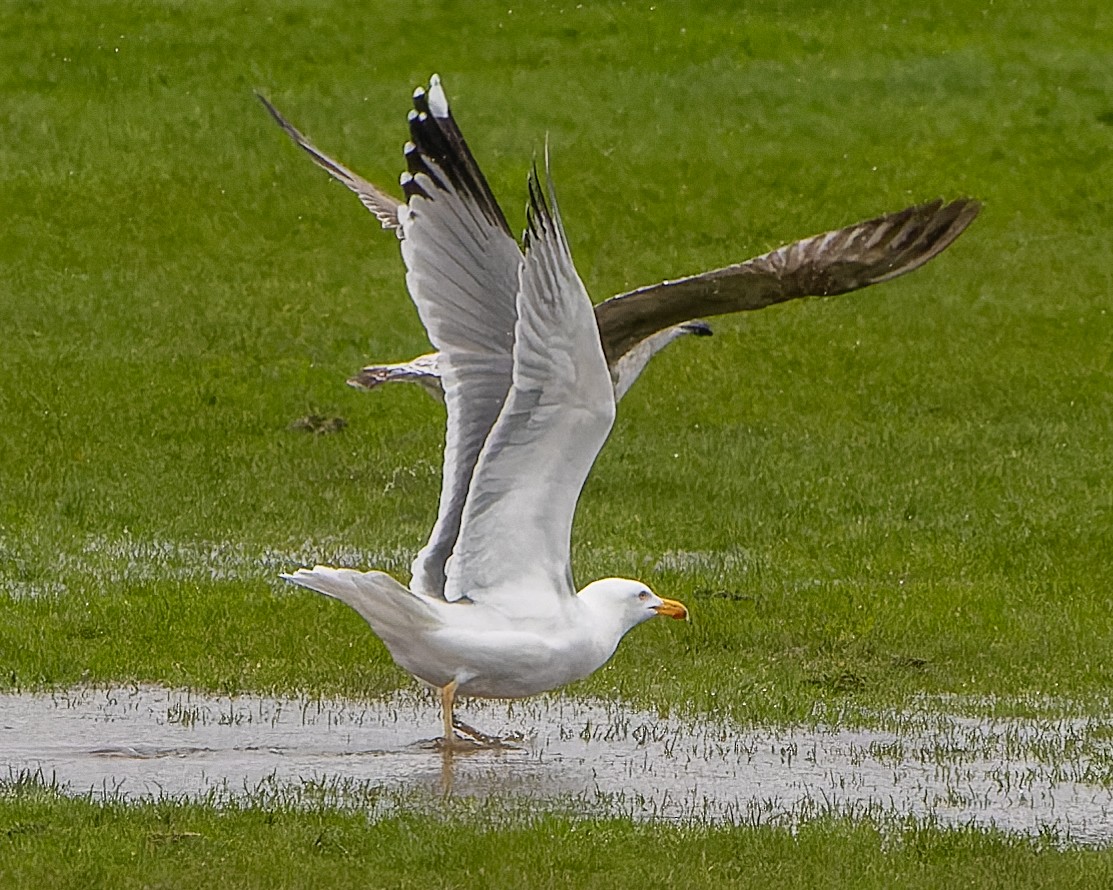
top-left (282, 77), bottom-right (688, 746)
top-left (258, 94), bottom-right (980, 403)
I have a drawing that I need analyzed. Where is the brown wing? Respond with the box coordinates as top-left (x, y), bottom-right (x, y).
top-left (593, 198), bottom-right (981, 365)
top-left (257, 93), bottom-right (402, 232)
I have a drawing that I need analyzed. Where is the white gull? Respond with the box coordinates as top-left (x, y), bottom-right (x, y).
top-left (281, 77), bottom-right (688, 746)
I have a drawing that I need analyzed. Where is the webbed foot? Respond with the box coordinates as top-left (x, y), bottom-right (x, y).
top-left (453, 719), bottom-right (522, 750)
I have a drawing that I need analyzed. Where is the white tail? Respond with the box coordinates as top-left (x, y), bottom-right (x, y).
top-left (280, 566), bottom-right (436, 644)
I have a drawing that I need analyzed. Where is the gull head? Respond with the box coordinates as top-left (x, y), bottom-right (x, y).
top-left (579, 577), bottom-right (689, 631)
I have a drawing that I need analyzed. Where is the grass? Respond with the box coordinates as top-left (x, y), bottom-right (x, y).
top-left (3, 778), bottom-right (1113, 890)
top-left (1, 0), bottom-right (1112, 881)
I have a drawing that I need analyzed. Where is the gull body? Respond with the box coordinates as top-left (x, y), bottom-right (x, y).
top-left (282, 568), bottom-right (680, 700)
top-left (281, 77), bottom-right (687, 743)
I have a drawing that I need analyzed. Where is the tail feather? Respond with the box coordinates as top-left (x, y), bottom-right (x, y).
top-left (281, 566), bottom-right (436, 640)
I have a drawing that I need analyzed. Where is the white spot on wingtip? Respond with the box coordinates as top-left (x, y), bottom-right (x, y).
top-left (400, 171), bottom-right (414, 187)
top-left (403, 141), bottom-right (416, 154)
top-left (413, 86), bottom-right (425, 100)
top-left (428, 75), bottom-right (449, 118)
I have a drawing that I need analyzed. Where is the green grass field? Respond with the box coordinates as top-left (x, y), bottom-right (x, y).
top-left (2, 0), bottom-right (1112, 884)
top-left (4, 780), bottom-right (1113, 890)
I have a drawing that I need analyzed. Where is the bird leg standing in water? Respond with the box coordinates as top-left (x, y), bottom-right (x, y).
top-left (439, 680), bottom-right (522, 749)
top-left (440, 680), bottom-right (457, 744)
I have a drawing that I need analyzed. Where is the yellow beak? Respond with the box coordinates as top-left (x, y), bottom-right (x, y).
top-left (652, 597), bottom-right (689, 621)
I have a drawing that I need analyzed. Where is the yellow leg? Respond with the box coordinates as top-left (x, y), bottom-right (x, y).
top-left (440, 679), bottom-right (458, 742)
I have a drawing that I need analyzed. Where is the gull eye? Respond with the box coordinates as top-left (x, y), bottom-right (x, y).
top-left (637, 590), bottom-right (650, 601)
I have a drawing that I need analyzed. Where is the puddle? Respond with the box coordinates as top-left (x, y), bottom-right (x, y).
top-left (3, 686), bottom-right (1112, 843)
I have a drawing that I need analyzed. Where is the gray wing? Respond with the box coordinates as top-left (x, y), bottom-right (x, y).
top-left (257, 93), bottom-right (403, 233)
top-left (593, 198), bottom-right (981, 365)
top-left (444, 159), bottom-right (615, 614)
top-left (397, 76), bottom-right (524, 599)
top-left (609, 321), bottom-right (711, 401)
top-left (346, 353), bottom-right (443, 403)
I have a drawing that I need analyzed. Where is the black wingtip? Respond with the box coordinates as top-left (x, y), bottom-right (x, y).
top-left (523, 145), bottom-right (565, 251)
top-left (680, 320), bottom-right (713, 337)
top-left (403, 76), bottom-right (513, 236)
top-left (255, 91), bottom-right (314, 151)
top-left (400, 170), bottom-right (431, 202)
top-left (524, 160), bottom-right (548, 248)
top-left (954, 196), bottom-right (984, 223)
top-left (255, 91), bottom-right (285, 125)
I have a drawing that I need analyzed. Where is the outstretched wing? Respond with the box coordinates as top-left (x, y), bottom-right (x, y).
top-left (346, 353), bottom-right (443, 402)
top-left (444, 157), bottom-right (615, 614)
top-left (257, 92), bottom-right (403, 233)
top-left (397, 76), bottom-right (524, 599)
top-left (593, 198), bottom-right (981, 365)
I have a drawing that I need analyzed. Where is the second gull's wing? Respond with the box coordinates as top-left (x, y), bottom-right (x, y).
top-left (257, 92), bottom-right (403, 233)
top-left (444, 158), bottom-right (615, 614)
top-left (346, 353), bottom-right (443, 402)
top-left (593, 198), bottom-right (981, 365)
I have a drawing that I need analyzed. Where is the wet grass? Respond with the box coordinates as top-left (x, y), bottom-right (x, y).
top-left (2, 0), bottom-right (1111, 717)
top-left (2, 0), bottom-right (1113, 880)
top-left (3, 777), bottom-right (1113, 889)
top-left (7, 686), bottom-right (1113, 835)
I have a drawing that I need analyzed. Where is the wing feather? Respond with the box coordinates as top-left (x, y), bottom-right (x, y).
top-left (396, 78), bottom-right (523, 599)
top-left (593, 198), bottom-right (981, 364)
top-left (444, 157), bottom-right (615, 613)
top-left (256, 93), bottom-right (403, 233)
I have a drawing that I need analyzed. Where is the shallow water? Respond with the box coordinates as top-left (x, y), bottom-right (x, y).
top-left (3, 686), bottom-right (1112, 843)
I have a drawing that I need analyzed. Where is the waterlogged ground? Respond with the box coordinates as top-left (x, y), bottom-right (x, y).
top-left (4, 686), bottom-right (1112, 844)
top-left (0, 533), bottom-right (751, 599)
top-left (0, 534), bottom-right (414, 599)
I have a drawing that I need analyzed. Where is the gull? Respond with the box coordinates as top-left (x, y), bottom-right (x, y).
top-left (281, 77), bottom-right (689, 746)
top-left (258, 94), bottom-right (980, 402)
